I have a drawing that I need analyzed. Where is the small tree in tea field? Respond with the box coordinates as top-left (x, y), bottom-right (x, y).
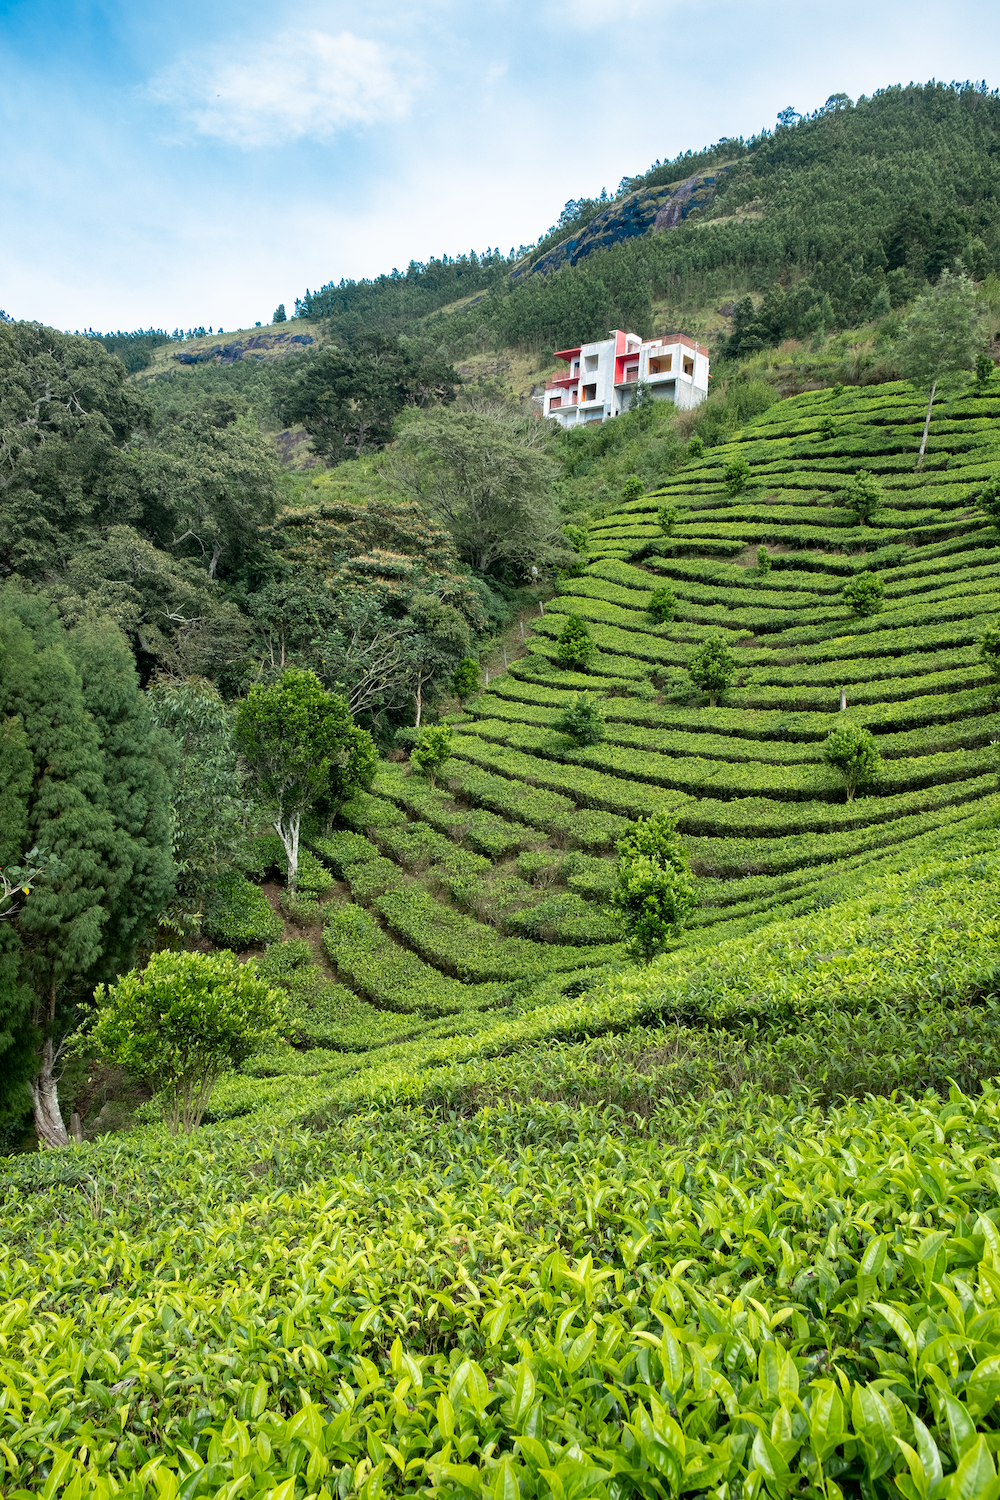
top-left (846, 470), bottom-right (883, 524)
top-left (555, 693), bottom-right (605, 746)
top-left (842, 572), bottom-right (885, 617)
top-left (724, 456), bottom-right (751, 495)
top-left (822, 725), bottom-right (882, 802)
top-left (978, 622), bottom-right (1000, 678)
top-left (556, 613), bottom-right (594, 669)
top-left (975, 477), bottom-right (1000, 529)
top-left (687, 636), bottom-right (736, 705)
top-left (657, 503), bottom-right (680, 535)
top-left (611, 812), bottom-right (696, 963)
top-left (451, 657), bottom-right (481, 701)
top-left (621, 475), bottom-right (644, 500)
top-left (648, 584), bottom-right (677, 623)
top-left (410, 723), bottom-right (453, 787)
top-left (94, 950), bottom-right (286, 1134)
top-left (236, 669), bottom-right (375, 898)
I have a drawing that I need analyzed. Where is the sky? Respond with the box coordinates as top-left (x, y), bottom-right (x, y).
top-left (1, 0), bottom-right (998, 334)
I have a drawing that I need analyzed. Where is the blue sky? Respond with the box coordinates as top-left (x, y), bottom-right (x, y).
top-left (1, 0), bottom-right (998, 333)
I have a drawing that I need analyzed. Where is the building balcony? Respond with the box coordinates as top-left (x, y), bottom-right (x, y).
top-left (545, 374), bottom-right (580, 390)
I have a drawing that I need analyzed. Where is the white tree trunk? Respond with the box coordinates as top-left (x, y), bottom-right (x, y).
top-left (275, 812), bottom-right (301, 899)
top-left (414, 680), bottom-right (423, 728)
top-left (31, 1036), bottom-right (68, 1148)
top-left (916, 380), bottom-right (937, 470)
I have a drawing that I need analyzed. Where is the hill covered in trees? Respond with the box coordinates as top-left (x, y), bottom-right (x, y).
top-left (3, 75), bottom-right (1000, 1500)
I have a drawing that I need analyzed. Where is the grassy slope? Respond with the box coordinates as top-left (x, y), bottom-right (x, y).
top-left (5, 376), bottom-right (1000, 1496)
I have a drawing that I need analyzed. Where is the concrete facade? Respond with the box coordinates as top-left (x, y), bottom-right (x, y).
top-left (542, 328), bottom-right (709, 428)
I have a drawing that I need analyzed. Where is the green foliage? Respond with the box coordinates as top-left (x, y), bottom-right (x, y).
top-left (975, 476), bottom-right (1000, 527)
top-left (611, 811), bottom-right (696, 962)
top-left (620, 474), bottom-right (644, 500)
top-left (409, 724), bottom-right (453, 787)
top-left (686, 635), bottom-right (736, 704)
top-left (556, 613), bottom-right (594, 669)
top-left (272, 303), bottom-right (286, 323)
top-left (562, 523), bottom-right (589, 555)
top-left (554, 693), bottom-right (606, 746)
top-left (203, 871), bottom-right (284, 948)
top-left (723, 454), bottom-right (751, 495)
top-left (842, 570), bottom-right (886, 616)
top-left (978, 622), bottom-right (1000, 678)
top-left (846, 467), bottom-right (883, 522)
top-left (975, 351), bottom-right (994, 387)
top-left (755, 545), bottom-right (772, 574)
top-left (686, 433), bottom-right (705, 459)
top-left (893, 270), bottom-right (986, 392)
top-left (235, 670), bottom-right (375, 896)
top-left (94, 950), bottom-right (286, 1133)
top-left (648, 583), bottom-right (677, 622)
top-left (451, 657), bottom-right (481, 700)
top-left (822, 724), bottom-right (883, 801)
top-left (657, 502), bottom-right (680, 535)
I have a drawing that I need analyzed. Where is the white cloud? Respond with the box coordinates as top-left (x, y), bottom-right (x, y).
top-left (148, 29), bottom-right (412, 147)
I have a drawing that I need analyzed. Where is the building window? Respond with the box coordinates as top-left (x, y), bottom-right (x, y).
top-left (550, 396), bottom-right (562, 409)
top-left (584, 354), bottom-right (599, 372)
top-left (649, 355), bottom-right (672, 374)
top-left (683, 357), bottom-right (694, 376)
top-left (582, 383), bottom-right (597, 402)
top-left (625, 364), bottom-right (639, 382)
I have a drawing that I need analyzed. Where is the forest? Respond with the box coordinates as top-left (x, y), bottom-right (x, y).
top-left (2, 76), bottom-right (1000, 1500)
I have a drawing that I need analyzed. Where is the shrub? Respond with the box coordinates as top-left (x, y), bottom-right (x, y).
top-left (979, 622), bottom-right (1000, 678)
top-left (818, 414), bottom-right (836, 440)
top-left (846, 469), bottom-right (883, 523)
top-left (648, 584), bottom-right (677, 623)
top-left (555, 613), bottom-right (594, 669)
top-left (756, 546), bottom-right (772, 574)
top-left (610, 811), bottom-right (696, 963)
top-left (822, 725), bottom-right (883, 802)
top-left (93, 950), bottom-right (287, 1133)
top-left (409, 724), bottom-right (453, 788)
top-left (975, 351), bottom-right (994, 388)
top-left (657, 503), bottom-right (680, 535)
top-left (975, 476), bottom-right (1000, 527)
top-left (842, 571), bottom-right (886, 616)
top-left (452, 658), bottom-right (481, 700)
top-left (723, 455), bottom-right (751, 495)
top-left (621, 475), bottom-right (644, 500)
top-left (555, 693), bottom-right (606, 746)
top-left (203, 872), bottom-right (283, 948)
top-left (562, 523), bottom-right (589, 555)
top-left (687, 636), bottom-right (736, 705)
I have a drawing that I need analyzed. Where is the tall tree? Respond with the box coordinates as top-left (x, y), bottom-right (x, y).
top-left (892, 271), bottom-right (987, 469)
top-left (0, 592), bottom-right (175, 1145)
top-left (235, 670), bottom-right (376, 897)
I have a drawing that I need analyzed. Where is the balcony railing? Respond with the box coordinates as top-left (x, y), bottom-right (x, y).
top-left (545, 375), bottom-right (579, 391)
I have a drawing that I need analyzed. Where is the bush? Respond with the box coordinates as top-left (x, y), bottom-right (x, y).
top-left (555, 613), bottom-right (594, 669)
top-left (203, 872), bottom-right (283, 948)
top-left (845, 469), bottom-right (883, 523)
top-left (648, 584), bottom-right (677, 623)
top-left (979, 622), bottom-right (1000, 678)
top-left (686, 433), bottom-right (705, 459)
top-left (975, 476), bottom-right (1000, 527)
top-left (756, 546), bottom-right (772, 574)
top-left (621, 475), bottom-right (644, 500)
top-left (723, 456), bottom-right (751, 495)
top-left (610, 811), bottom-right (696, 963)
top-left (687, 636), bottom-right (736, 705)
top-left (562, 524), bottom-right (589, 555)
top-left (93, 950), bottom-right (286, 1133)
top-left (410, 724), bottom-right (453, 788)
top-left (554, 693), bottom-right (605, 746)
top-left (822, 725), bottom-right (883, 802)
top-left (452, 658), bottom-right (481, 700)
top-left (657, 503), bottom-right (680, 535)
top-left (842, 571), bottom-right (886, 616)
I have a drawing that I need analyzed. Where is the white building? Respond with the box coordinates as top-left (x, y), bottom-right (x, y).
top-left (543, 329), bottom-right (709, 428)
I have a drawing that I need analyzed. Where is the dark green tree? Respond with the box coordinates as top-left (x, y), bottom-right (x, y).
top-left (621, 475), bottom-right (644, 500)
top-left (0, 594), bottom-right (175, 1146)
top-left (273, 304), bottom-right (287, 323)
top-left (283, 334), bottom-right (459, 462)
top-left (452, 658), bottom-right (481, 700)
top-left (235, 670), bottom-right (376, 897)
top-left (687, 636), bottom-right (736, 705)
top-left (556, 613), bottom-right (594, 669)
top-left (842, 572), bottom-right (885, 616)
top-left (610, 812), bottom-right (696, 964)
top-left (822, 725), bottom-right (882, 802)
top-left (657, 504), bottom-right (680, 535)
top-left (975, 353), bottom-right (994, 389)
top-left (975, 477), bottom-right (1000, 529)
top-left (756, 546), bottom-right (772, 575)
top-left (978, 623), bottom-right (1000, 678)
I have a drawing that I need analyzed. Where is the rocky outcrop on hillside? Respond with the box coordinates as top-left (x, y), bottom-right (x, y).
top-left (174, 331), bottom-right (314, 366)
top-left (516, 169), bottom-right (730, 280)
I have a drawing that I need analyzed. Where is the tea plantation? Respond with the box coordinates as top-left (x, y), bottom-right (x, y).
top-left (5, 378), bottom-right (1000, 1498)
